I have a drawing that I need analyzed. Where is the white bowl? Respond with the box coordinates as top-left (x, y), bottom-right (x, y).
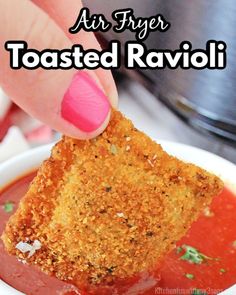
top-left (0, 141), bottom-right (235, 295)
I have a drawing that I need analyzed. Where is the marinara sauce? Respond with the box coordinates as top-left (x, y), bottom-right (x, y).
top-left (0, 173), bottom-right (236, 295)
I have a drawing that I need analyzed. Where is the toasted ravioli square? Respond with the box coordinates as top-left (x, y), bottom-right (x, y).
top-left (2, 110), bottom-right (223, 288)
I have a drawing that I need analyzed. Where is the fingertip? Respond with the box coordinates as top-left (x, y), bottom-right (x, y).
top-left (85, 70), bottom-right (119, 109)
top-left (81, 109), bottom-right (111, 139)
top-left (61, 71), bottom-right (111, 136)
top-left (108, 87), bottom-right (119, 109)
top-left (59, 109), bottom-right (111, 140)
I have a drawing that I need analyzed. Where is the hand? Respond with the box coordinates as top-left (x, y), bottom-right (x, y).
top-left (0, 0), bottom-right (118, 139)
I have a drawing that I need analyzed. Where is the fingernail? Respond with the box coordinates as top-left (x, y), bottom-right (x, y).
top-left (61, 72), bottom-right (110, 133)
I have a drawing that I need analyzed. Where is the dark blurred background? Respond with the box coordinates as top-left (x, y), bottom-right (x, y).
top-left (85, 0), bottom-right (236, 162)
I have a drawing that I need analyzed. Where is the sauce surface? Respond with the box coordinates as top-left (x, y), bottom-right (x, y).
top-left (0, 173), bottom-right (81, 295)
top-left (0, 173), bottom-right (236, 295)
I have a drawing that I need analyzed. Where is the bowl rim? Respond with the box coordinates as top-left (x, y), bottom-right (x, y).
top-left (0, 141), bottom-right (235, 295)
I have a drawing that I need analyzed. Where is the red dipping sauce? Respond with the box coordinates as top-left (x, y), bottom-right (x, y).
top-left (0, 173), bottom-right (236, 295)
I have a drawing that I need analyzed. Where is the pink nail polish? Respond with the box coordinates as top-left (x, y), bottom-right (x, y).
top-left (61, 72), bottom-right (110, 133)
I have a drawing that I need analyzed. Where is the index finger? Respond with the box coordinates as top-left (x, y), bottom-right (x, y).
top-left (33, 0), bottom-right (118, 108)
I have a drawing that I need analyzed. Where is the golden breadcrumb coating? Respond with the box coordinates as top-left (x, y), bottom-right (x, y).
top-left (2, 110), bottom-right (223, 289)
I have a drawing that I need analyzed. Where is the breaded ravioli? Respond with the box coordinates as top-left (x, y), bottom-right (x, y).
top-left (2, 110), bottom-right (223, 289)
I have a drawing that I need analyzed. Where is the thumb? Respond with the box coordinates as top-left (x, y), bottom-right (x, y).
top-left (0, 0), bottom-right (111, 139)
